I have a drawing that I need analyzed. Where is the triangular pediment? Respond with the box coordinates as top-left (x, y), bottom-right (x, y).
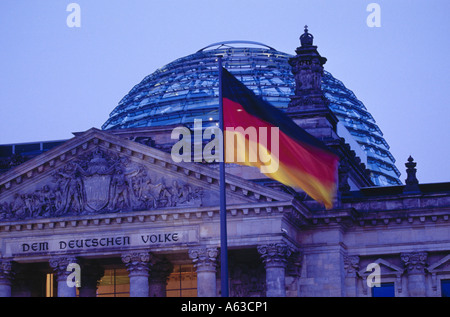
top-left (428, 254), bottom-right (450, 273)
top-left (358, 258), bottom-right (404, 277)
top-left (0, 128), bottom-right (292, 222)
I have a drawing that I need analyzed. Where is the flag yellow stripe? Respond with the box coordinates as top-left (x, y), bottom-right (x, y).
top-left (225, 130), bottom-right (336, 209)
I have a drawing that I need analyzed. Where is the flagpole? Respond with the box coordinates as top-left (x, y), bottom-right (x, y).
top-left (218, 56), bottom-right (229, 297)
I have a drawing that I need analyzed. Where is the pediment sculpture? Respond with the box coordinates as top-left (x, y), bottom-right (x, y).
top-left (0, 148), bottom-right (203, 221)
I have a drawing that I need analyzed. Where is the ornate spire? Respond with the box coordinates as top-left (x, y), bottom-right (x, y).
top-left (288, 26), bottom-right (328, 108)
top-left (404, 156), bottom-right (420, 193)
top-left (300, 25), bottom-right (314, 46)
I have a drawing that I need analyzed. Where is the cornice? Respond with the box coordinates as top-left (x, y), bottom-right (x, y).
top-left (0, 200), bottom-right (294, 233)
top-left (301, 205), bottom-right (450, 228)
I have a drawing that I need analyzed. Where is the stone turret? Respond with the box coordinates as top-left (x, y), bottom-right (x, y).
top-left (288, 26), bottom-right (374, 195)
top-left (287, 26), bottom-right (339, 143)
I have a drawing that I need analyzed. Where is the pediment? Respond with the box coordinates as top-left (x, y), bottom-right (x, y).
top-left (358, 258), bottom-right (404, 277)
top-left (428, 254), bottom-right (450, 273)
top-left (0, 128), bottom-right (292, 222)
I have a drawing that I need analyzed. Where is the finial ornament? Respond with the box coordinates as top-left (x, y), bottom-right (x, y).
top-left (288, 25), bottom-right (328, 110)
top-left (404, 155), bottom-right (420, 193)
top-left (300, 25), bottom-right (314, 46)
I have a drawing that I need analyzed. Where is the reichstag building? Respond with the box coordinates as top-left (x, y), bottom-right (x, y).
top-left (0, 29), bottom-right (449, 297)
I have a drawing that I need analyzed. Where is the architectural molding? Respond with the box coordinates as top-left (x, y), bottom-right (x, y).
top-left (344, 255), bottom-right (360, 277)
top-left (189, 247), bottom-right (218, 273)
top-left (401, 252), bottom-right (428, 274)
top-left (49, 256), bottom-right (78, 282)
top-left (0, 200), bottom-right (294, 233)
top-left (428, 254), bottom-right (450, 292)
top-left (121, 251), bottom-right (152, 277)
top-left (357, 257), bottom-right (404, 295)
top-left (257, 243), bottom-right (292, 269)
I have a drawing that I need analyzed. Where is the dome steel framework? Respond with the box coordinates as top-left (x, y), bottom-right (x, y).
top-left (102, 41), bottom-right (401, 186)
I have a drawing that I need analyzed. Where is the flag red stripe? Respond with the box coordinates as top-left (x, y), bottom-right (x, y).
top-left (223, 97), bottom-right (338, 186)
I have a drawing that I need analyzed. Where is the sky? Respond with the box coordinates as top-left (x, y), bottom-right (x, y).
top-left (0, 0), bottom-right (449, 184)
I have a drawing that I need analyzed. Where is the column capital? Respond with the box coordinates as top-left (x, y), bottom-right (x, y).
top-left (189, 247), bottom-right (218, 273)
top-left (344, 255), bottom-right (360, 277)
top-left (149, 258), bottom-right (173, 283)
top-left (121, 251), bottom-right (152, 277)
top-left (401, 252), bottom-right (428, 274)
top-left (49, 256), bottom-right (78, 282)
top-left (257, 243), bottom-right (291, 269)
top-left (0, 259), bottom-right (14, 286)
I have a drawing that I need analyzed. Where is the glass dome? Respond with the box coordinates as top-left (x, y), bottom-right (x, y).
top-left (102, 41), bottom-right (401, 186)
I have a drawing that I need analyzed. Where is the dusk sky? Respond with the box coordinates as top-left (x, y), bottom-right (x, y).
top-left (1, 0), bottom-right (449, 184)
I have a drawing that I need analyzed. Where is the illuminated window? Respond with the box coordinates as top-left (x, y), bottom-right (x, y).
top-left (46, 274), bottom-right (55, 297)
top-left (166, 264), bottom-right (197, 297)
top-left (97, 268), bottom-right (130, 297)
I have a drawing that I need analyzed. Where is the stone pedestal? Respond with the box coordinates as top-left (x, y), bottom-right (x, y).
top-left (189, 247), bottom-right (218, 297)
top-left (258, 244), bottom-right (291, 297)
top-left (401, 252), bottom-right (428, 297)
top-left (0, 260), bottom-right (14, 297)
top-left (49, 256), bottom-right (78, 297)
top-left (122, 252), bottom-right (151, 297)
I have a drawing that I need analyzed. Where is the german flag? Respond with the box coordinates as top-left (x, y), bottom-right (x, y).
top-left (221, 68), bottom-right (339, 209)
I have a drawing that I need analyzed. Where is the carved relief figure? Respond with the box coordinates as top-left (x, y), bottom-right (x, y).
top-left (311, 58), bottom-right (323, 90)
top-left (0, 148), bottom-right (204, 221)
top-left (11, 194), bottom-right (26, 219)
top-left (135, 177), bottom-right (163, 209)
top-left (110, 169), bottom-right (130, 211)
top-left (54, 163), bottom-right (85, 214)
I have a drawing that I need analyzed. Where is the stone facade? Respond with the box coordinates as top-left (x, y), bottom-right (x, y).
top-left (0, 30), bottom-right (449, 297)
top-left (0, 126), bottom-right (447, 297)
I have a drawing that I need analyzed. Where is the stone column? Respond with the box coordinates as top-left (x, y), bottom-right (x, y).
top-left (258, 243), bottom-right (291, 297)
top-left (401, 252), bottom-right (428, 297)
top-left (78, 262), bottom-right (104, 297)
top-left (149, 258), bottom-right (173, 297)
top-left (49, 256), bottom-right (78, 297)
top-left (189, 247), bottom-right (218, 297)
top-left (122, 252), bottom-right (152, 297)
top-left (0, 260), bottom-right (14, 297)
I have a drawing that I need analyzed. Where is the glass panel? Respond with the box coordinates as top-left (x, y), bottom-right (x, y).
top-left (166, 264), bottom-right (197, 297)
top-left (97, 268), bottom-right (130, 297)
top-left (102, 45), bottom-right (402, 186)
top-left (371, 282), bottom-right (395, 297)
top-left (441, 279), bottom-right (450, 297)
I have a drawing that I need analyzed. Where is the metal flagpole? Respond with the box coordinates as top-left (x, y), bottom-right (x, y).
top-left (218, 56), bottom-right (229, 297)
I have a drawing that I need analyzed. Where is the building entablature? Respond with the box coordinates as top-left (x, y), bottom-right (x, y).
top-left (293, 188), bottom-right (450, 229)
top-left (0, 128), bottom-right (306, 265)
